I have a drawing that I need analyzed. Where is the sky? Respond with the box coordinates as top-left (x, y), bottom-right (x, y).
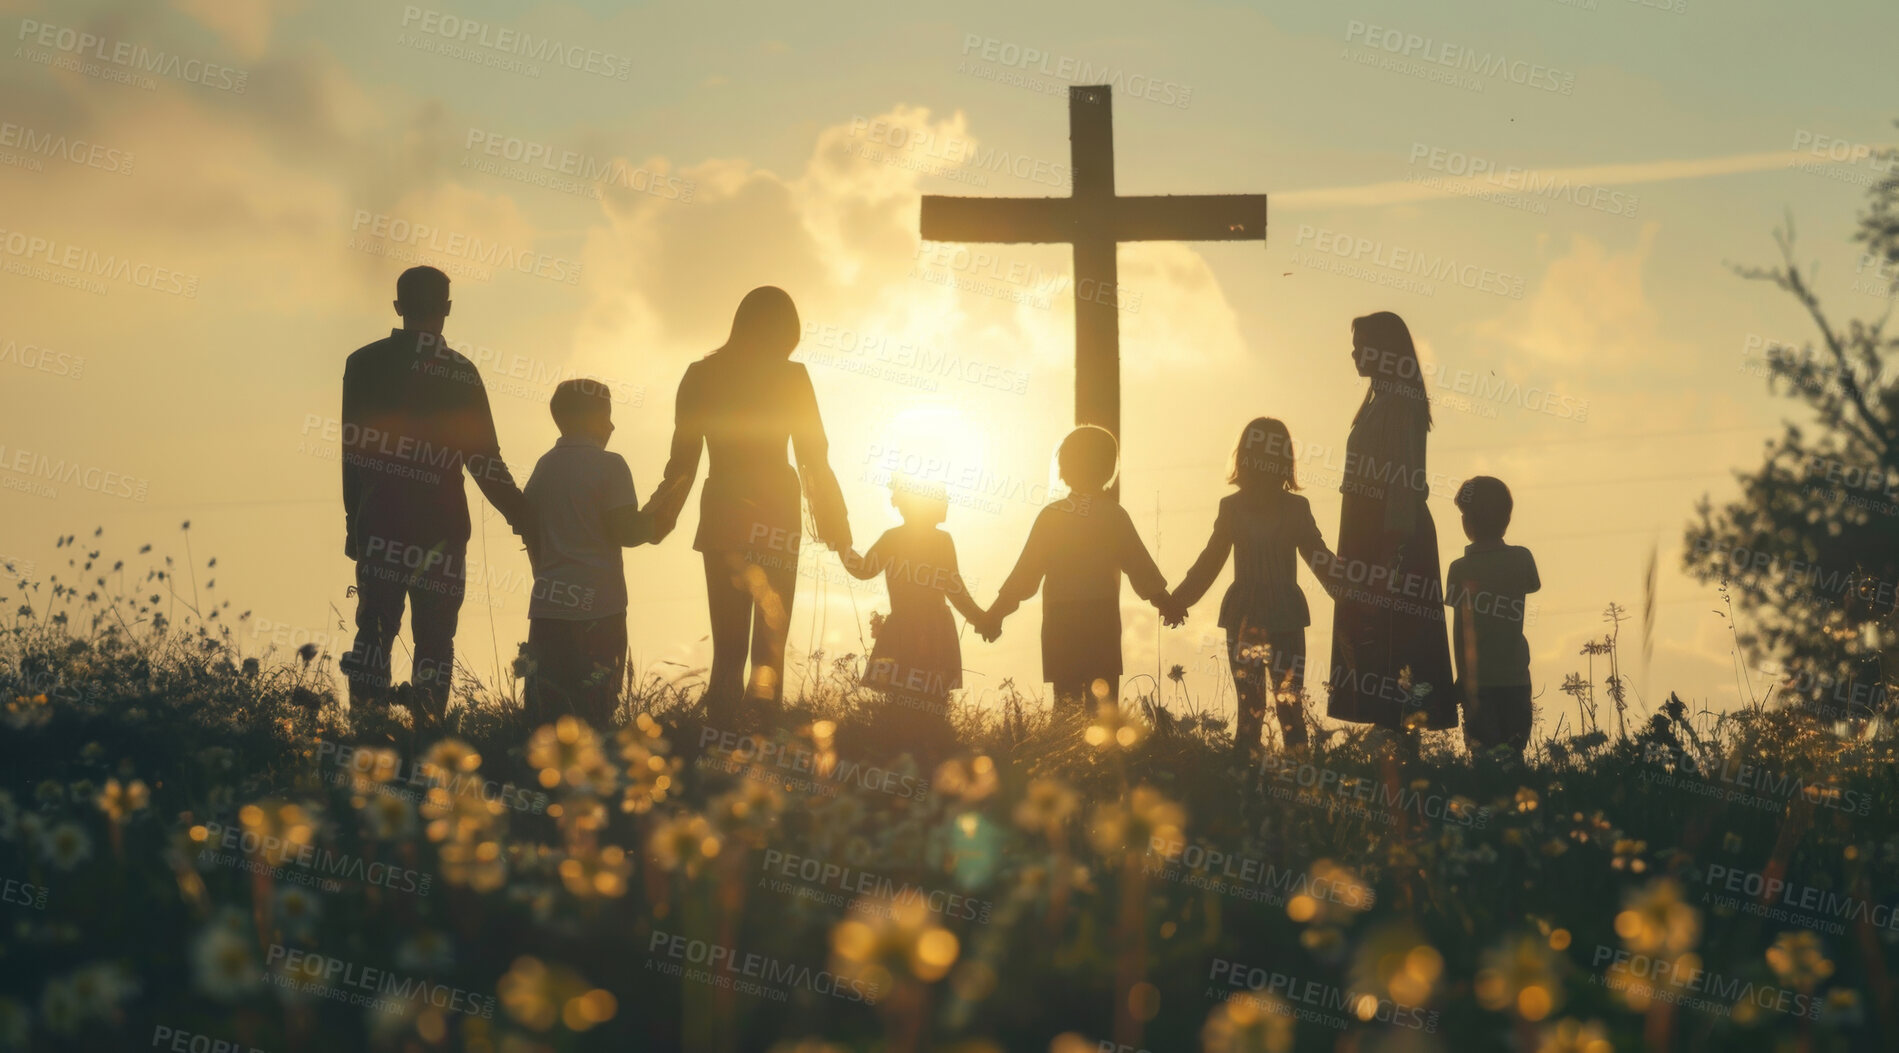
top-left (1, 0), bottom-right (1894, 739)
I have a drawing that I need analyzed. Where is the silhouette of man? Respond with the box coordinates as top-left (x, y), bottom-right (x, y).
top-left (339, 266), bottom-right (529, 726)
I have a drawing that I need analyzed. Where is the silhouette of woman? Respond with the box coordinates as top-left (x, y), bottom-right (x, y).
top-left (645, 287), bottom-right (851, 715)
top-left (1324, 312), bottom-right (1457, 731)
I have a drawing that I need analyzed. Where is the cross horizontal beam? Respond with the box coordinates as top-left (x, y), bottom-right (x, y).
top-left (919, 194), bottom-right (1266, 245)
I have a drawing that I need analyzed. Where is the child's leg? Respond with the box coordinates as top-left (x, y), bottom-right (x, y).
top-left (1226, 627), bottom-right (1266, 753)
top-left (576, 616), bottom-right (628, 729)
top-left (1266, 631), bottom-right (1309, 748)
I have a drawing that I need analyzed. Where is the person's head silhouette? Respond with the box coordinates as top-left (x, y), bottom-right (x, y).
top-left (890, 474), bottom-right (950, 526)
top-left (394, 266), bottom-right (451, 334)
top-left (724, 286), bottom-right (800, 359)
top-left (1056, 425), bottom-right (1119, 494)
top-left (1454, 476), bottom-right (1513, 543)
top-left (1350, 310), bottom-right (1432, 429)
top-left (1231, 416), bottom-right (1300, 493)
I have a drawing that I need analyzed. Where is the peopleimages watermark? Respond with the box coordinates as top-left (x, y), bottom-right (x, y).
top-left (314, 740), bottom-right (550, 815)
top-left (0, 444), bottom-right (150, 502)
top-left (1405, 142), bottom-right (1639, 218)
top-left (1342, 21), bottom-right (1576, 95)
top-left (463, 128), bottom-right (695, 203)
top-left (758, 849), bottom-right (996, 923)
top-left (1, 876), bottom-right (48, 910)
top-left (696, 726), bottom-right (930, 803)
top-left (1638, 743), bottom-right (1872, 816)
top-left (956, 34), bottom-right (1193, 109)
top-left (347, 210), bottom-right (583, 286)
top-left (1786, 129), bottom-right (1894, 189)
top-left (15, 19), bottom-right (249, 93)
top-left (1591, 945), bottom-right (1821, 1020)
top-left (151, 1024), bottom-right (266, 1053)
top-left (800, 321), bottom-right (1031, 396)
top-left (0, 228), bottom-right (199, 298)
top-left (0, 119), bottom-right (134, 175)
top-left (847, 116), bottom-right (1071, 191)
top-left (859, 443), bottom-right (1077, 519)
top-left (1292, 225), bottom-right (1526, 300)
top-left (265, 944), bottom-right (495, 1018)
top-left (1261, 754), bottom-right (1490, 829)
top-left (1699, 863), bottom-right (1899, 937)
top-left (1208, 957), bottom-right (1440, 1033)
top-left (1688, 538), bottom-right (1897, 613)
top-left (396, 7), bottom-right (631, 80)
top-left (647, 929), bottom-right (880, 1005)
top-left (0, 336), bottom-right (84, 379)
top-left (1855, 253), bottom-right (1897, 300)
top-left (913, 242), bottom-right (1143, 313)
top-left (1146, 837), bottom-right (1378, 911)
top-left (411, 330), bottom-right (647, 408)
top-left (197, 820), bottom-right (433, 896)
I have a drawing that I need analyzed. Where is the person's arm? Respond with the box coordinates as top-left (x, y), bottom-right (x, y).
top-left (647, 367), bottom-right (705, 541)
top-left (788, 365), bottom-right (852, 551)
top-left (1523, 549), bottom-right (1541, 593)
top-left (838, 537), bottom-right (886, 581)
top-left (1293, 499), bottom-right (1345, 601)
top-left (456, 367), bottom-right (529, 534)
top-left (940, 537), bottom-right (987, 625)
top-left (988, 512), bottom-right (1052, 622)
top-left (340, 357), bottom-right (363, 555)
top-left (1170, 507), bottom-right (1232, 612)
top-left (605, 456), bottom-right (651, 547)
top-left (1116, 507), bottom-right (1170, 608)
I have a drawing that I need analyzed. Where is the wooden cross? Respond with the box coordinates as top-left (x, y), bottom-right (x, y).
top-left (920, 84), bottom-right (1266, 494)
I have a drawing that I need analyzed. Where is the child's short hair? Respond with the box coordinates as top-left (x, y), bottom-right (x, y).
top-left (1230, 416), bottom-right (1300, 492)
top-left (1455, 476), bottom-right (1513, 540)
top-left (1057, 425), bottom-right (1119, 491)
top-left (890, 474), bottom-right (949, 525)
top-left (549, 378), bottom-right (612, 431)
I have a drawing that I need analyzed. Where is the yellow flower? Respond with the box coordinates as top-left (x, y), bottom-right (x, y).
top-left (1613, 878), bottom-right (1698, 957)
top-left (362, 791), bottom-right (417, 840)
top-left (191, 910), bottom-right (260, 1001)
top-left (1088, 785), bottom-right (1185, 856)
top-left (95, 778), bottom-right (150, 822)
top-left (1536, 1018), bottom-right (1613, 1053)
top-left (1013, 776), bottom-right (1079, 836)
top-left (933, 755), bottom-right (999, 803)
top-left (830, 896), bottom-right (957, 993)
top-left (1350, 924), bottom-right (1442, 1010)
top-left (647, 813), bottom-right (722, 878)
top-left (557, 843), bottom-right (632, 899)
top-left (498, 956), bottom-right (616, 1032)
top-left (1201, 991), bottom-right (1294, 1053)
top-left (1475, 933), bottom-right (1565, 1021)
top-left (527, 718), bottom-right (617, 796)
top-left (617, 716), bottom-right (680, 814)
top-left (1082, 697), bottom-right (1144, 750)
top-left (1765, 931), bottom-right (1834, 991)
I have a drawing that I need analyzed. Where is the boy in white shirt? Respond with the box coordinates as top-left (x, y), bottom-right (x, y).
top-left (521, 379), bottom-right (653, 727)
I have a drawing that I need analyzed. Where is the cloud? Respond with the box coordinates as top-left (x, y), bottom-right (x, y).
top-left (1470, 222), bottom-right (1678, 367)
top-left (171, 0), bottom-right (306, 62)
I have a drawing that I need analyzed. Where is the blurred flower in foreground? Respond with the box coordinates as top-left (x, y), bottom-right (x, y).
top-left (1475, 933), bottom-right (1565, 1022)
top-left (94, 778), bottom-right (149, 822)
top-left (616, 714), bottom-right (680, 814)
top-left (831, 896), bottom-right (956, 995)
top-left (1088, 785), bottom-right (1184, 857)
top-left (40, 822), bottom-right (92, 870)
top-left (498, 956), bottom-right (617, 1032)
top-left (527, 718), bottom-right (616, 795)
top-left (1083, 696), bottom-right (1144, 750)
top-left (1351, 924), bottom-right (1442, 1012)
top-left (191, 909), bottom-right (260, 1001)
top-left (647, 812), bottom-right (722, 878)
top-left (1536, 1018), bottom-right (1612, 1053)
top-left (1765, 930), bottom-right (1834, 991)
top-left (1614, 878), bottom-right (1698, 957)
top-left (934, 755), bottom-right (999, 803)
top-left (1012, 776), bottom-right (1079, 837)
top-left (1201, 991), bottom-right (1294, 1053)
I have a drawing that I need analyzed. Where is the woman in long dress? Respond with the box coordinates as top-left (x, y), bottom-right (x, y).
top-left (1324, 311), bottom-right (1457, 730)
top-left (645, 287), bottom-right (852, 714)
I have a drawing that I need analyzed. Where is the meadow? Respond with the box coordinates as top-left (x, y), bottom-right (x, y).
top-left (0, 534), bottom-right (1893, 1052)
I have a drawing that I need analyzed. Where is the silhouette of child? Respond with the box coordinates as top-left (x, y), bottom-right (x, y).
top-left (980, 426), bottom-right (1171, 714)
top-left (1166, 418), bottom-right (1339, 755)
top-left (520, 379), bottom-right (653, 729)
top-left (1445, 476), bottom-right (1540, 757)
top-left (841, 477), bottom-right (986, 725)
